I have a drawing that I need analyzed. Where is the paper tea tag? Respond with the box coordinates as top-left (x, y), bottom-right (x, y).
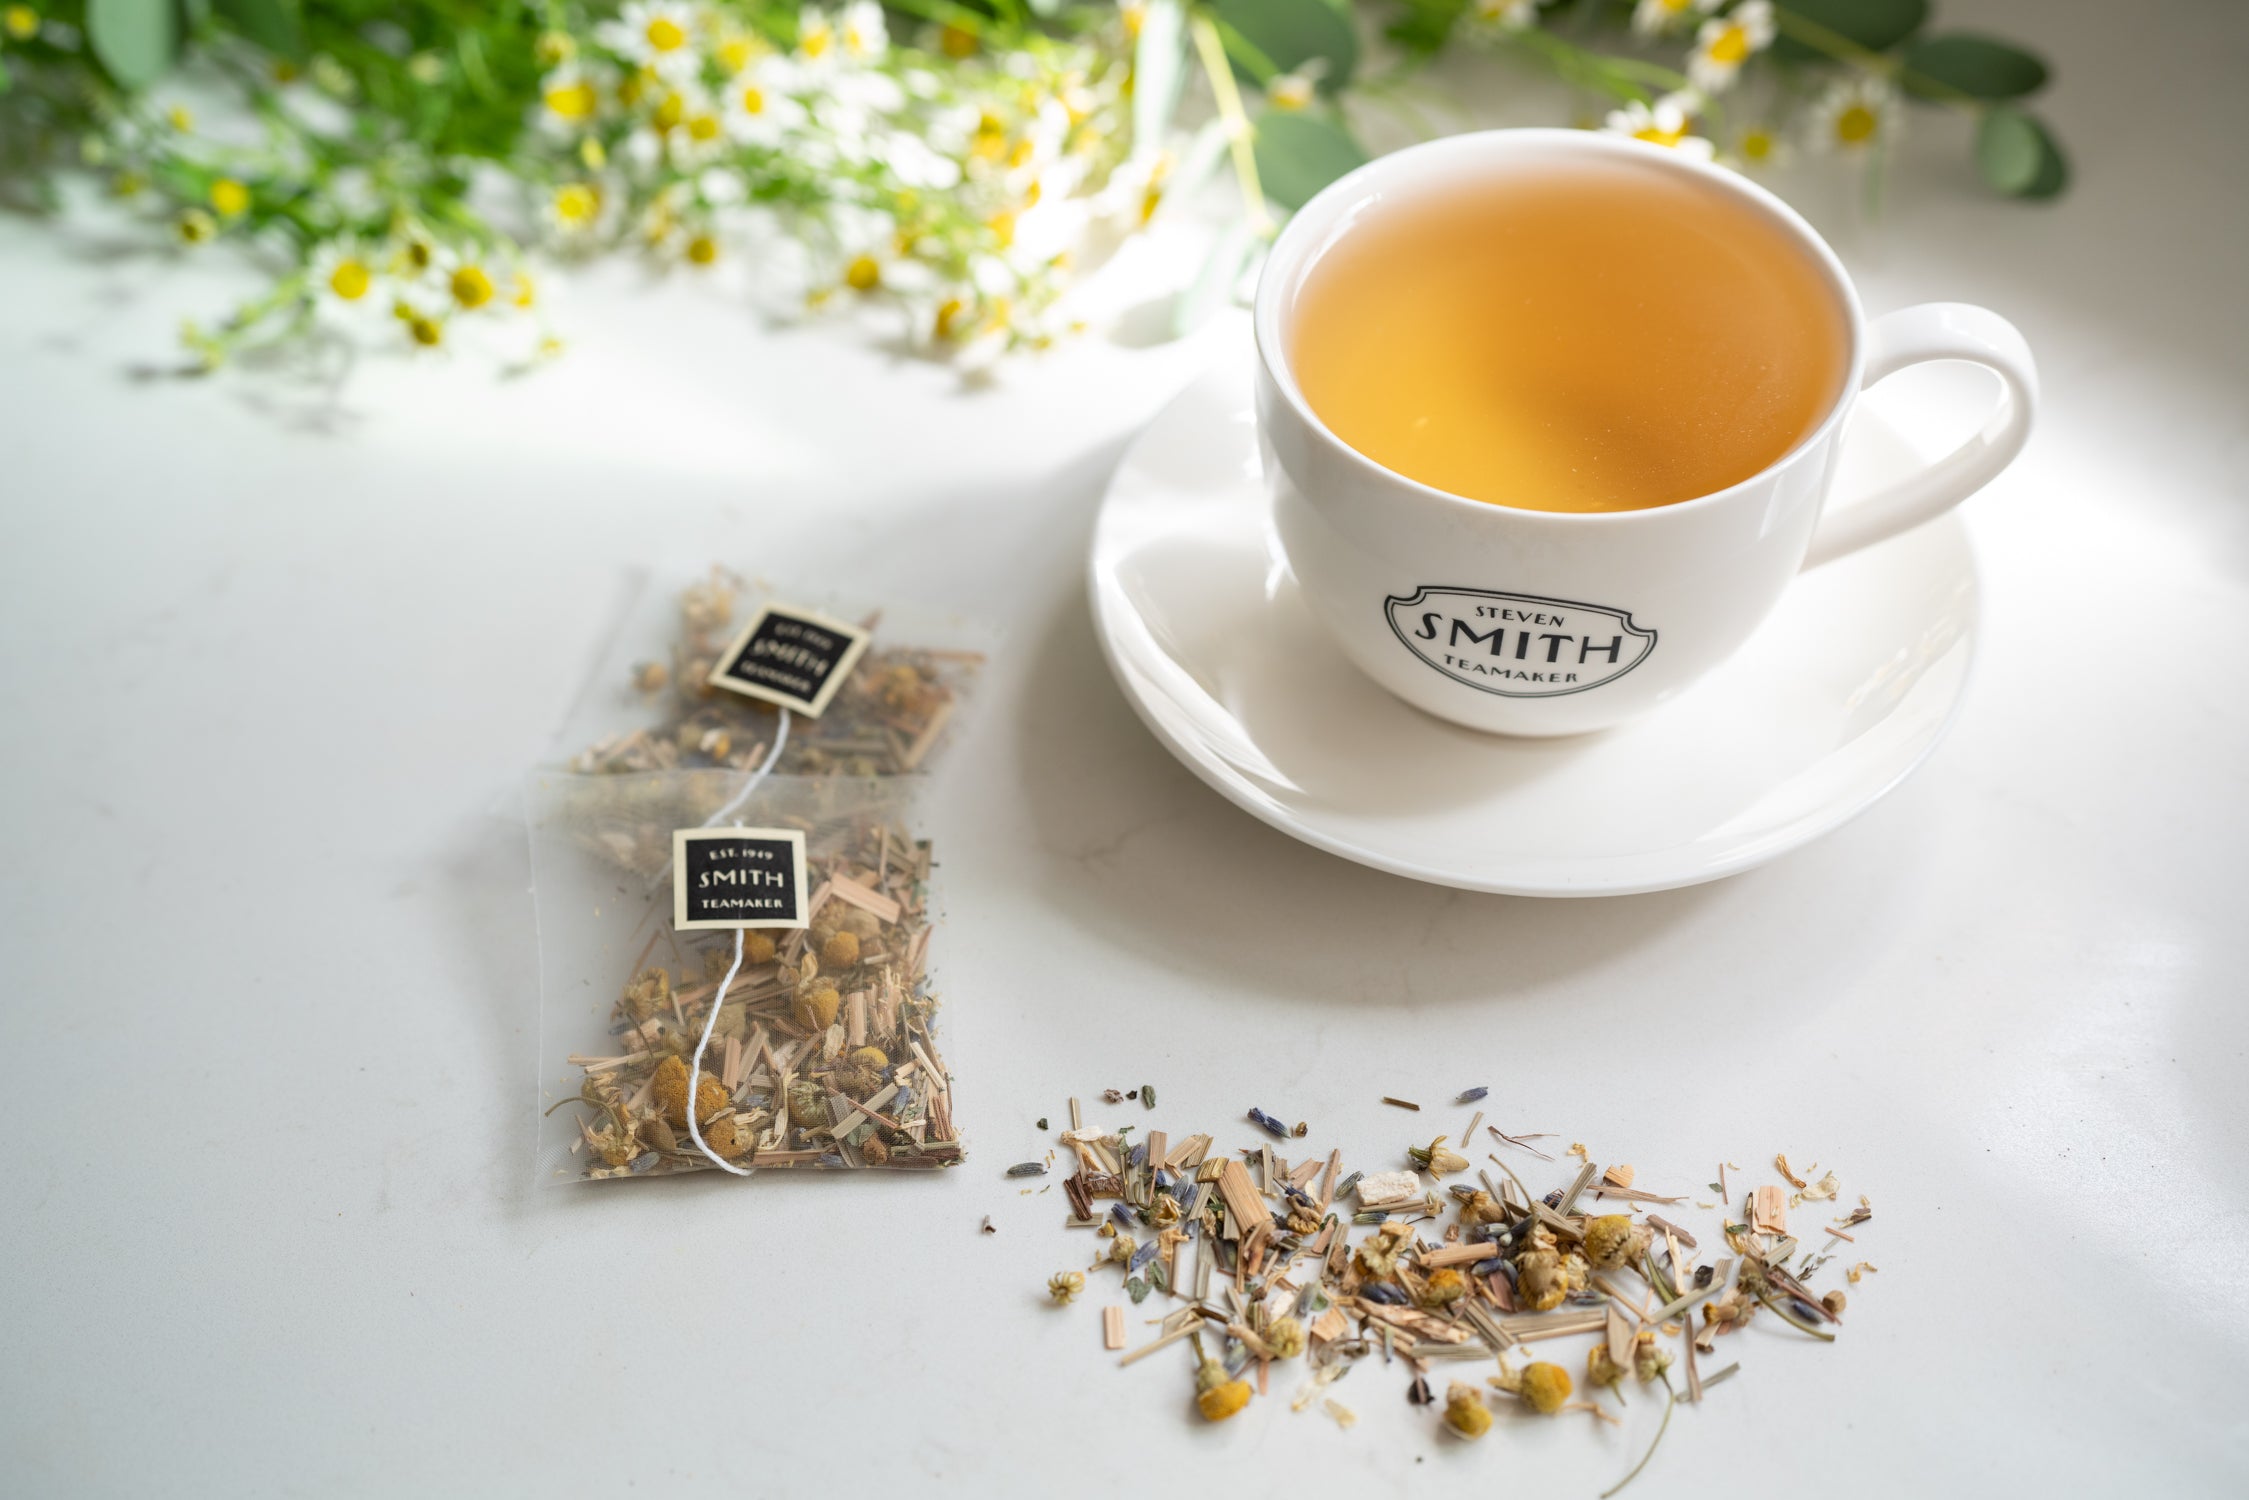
top-left (706, 602), bottom-right (871, 718)
top-left (672, 827), bottom-right (811, 931)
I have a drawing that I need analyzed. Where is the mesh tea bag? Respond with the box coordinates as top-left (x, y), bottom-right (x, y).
top-left (555, 567), bottom-right (986, 780)
top-left (530, 770), bottom-right (963, 1182)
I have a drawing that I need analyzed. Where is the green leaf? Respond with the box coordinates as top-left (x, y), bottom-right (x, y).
top-left (1216, 0), bottom-right (1358, 92)
top-left (1252, 107), bottom-right (1366, 210)
top-left (1900, 33), bottom-right (2048, 101)
top-left (86, 0), bottom-right (182, 91)
top-left (1975, 107), bottom-right (2068, 199)
top-left (216, 0), bottom-right (305, 60)
top-left (1772, 0), bottom-right (1928, 64)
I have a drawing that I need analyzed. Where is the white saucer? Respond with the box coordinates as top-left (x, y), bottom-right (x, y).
top-left (1088, 342), bottom-right (1979, 897)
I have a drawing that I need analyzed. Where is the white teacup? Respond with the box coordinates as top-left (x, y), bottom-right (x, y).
top-left (1256, 129), bottom-right (2037, 737)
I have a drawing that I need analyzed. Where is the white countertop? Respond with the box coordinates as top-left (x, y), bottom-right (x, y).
top-left (3, 0), bottom-right (2244, 1492)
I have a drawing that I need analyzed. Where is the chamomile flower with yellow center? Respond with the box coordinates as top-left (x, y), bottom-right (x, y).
top-left (1603, 92), bottom-right (1715, 159)
top-left (541, 66), bottom-right (603, 129)
top-left (723, 56), bottom-right (807, 148)
top-left (1118, 0), bottom-right (1146, 43)
top-left (4, 5), bottom-right (40, 42)
top-left (547, 181), bottom-right (606, 235)
top-left (448, 262), bottom-right (497, 311)
top-left (1729, 121), bottom-right (1788, 171)
top-left (714, 23), bottom-right (765, 74)
top-left (1265, 66), bottom-right (1321, 112)
top-left (1469, 0), bottom-right (1539, 33)
top-left (797, 7), bottom-right (835, 63)
top-left (1631, 0), bottom-right (1717, 36)
top-left (1809, 74), bottom-right (1895, 154)
top-left (599, 1), bottom-right (700, 80)
top-left (312, 240), bottom-right (378, 305)
top-left (1688, 0), bottom-right (1774, 93)
top-left (822, 204), bottom-right (900, 298)
top-left (839, 0), bottom-right (887, 63)
top-left (208, 177), bottom-right (251, 217)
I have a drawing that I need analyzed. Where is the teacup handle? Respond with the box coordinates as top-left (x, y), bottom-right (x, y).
top-left (1802, 302), bottom-right (2039, 570)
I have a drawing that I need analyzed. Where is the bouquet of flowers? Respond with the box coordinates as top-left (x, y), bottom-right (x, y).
top-left (0, 0), bottom-right (2064, 369)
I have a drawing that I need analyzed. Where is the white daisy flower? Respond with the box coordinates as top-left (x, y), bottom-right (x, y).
top-left (825, 203), bottom-right (901, 297)
top-left (796, 6), bottom-right (838, 66)
top-left (663, 82), bottom-right (731, 168)
top-left (538, 65), bottom-right (605, 132)
top-left (839, 0), bottom-right (888, 63)
top-left (310, 239), bottom-right (382, 315)
top-left (1631, 0), bottom-right (1718, 36)
top-left (1264, 60), bottom-right (1327, 111)
top-left (1688, 1), bottom-right (1775, 93)
top-left (598, 1), bottom-right (701, 80)
top-left (1468, 0), bottom-right (1540, 32)
top-left (1603, 91), bottom-right (1716, 159)
top-left (722, 56), bottom-right (808, 148)
top-left (1726, 120), bottom-right (1789, 171)
top-left (1808, 74), bottom-right (1896, 154)
top-left (544, 180), bottom-right (611, 237)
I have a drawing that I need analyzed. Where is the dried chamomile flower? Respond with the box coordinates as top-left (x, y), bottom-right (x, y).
top-left (794, 984), bottom-right (842, 1032)
top-left (861, 1135), bottom-right (890, 1166)
top-left (699, 1111), bottom-right (749, 1158)
top-left (1515, 1246), bottom-right (1569, 1312)
top-left (742, 931), bottom-right (777, 965)
top-left (1418, 1268), bottom-right (1467, 1308)
top-left (1584, 1213), bottom-right (1652, 1272)
top-left (1631, 1328), bottom-right (1672, 1383)
top-left (652, 1054), bottom-right (728, 1128)
top-left (1048, 1271), bottom-right (1085, 1305)
top-left (1107, 1234), bottom-right (1135, 1267)
top-left (849, 1045), bottom-right (889, 1073)
top-left (1263, 1316), bottom-right (1307, 1360)
top-left (1194, 1356), bottom-right (1251, 1421)
top-left (1587, 1340), bottom-right (1625, 1392)
top-left (632, 660), bottom-right (669, 693)
top-left (1442, 1382), bottom-right (1492, 1439)
top-left (1456, 1189), bottom-right (1503, 1226)
top-left (1150, 1194), bottom-right (1181, 1227)
top-left (1494, 1359), bottom-right (1573, 1415)
top-left (622, 967), bottom-right (673, 1021)
top-left (820, 930), bottom-right (860, 968)
top-left (1355, 1220), bottom-right (1413, 1280)
top-left (1407, 1135), bottom-right (1470, 1175)
top-left (787, 1077), bottom-right (830, 1129)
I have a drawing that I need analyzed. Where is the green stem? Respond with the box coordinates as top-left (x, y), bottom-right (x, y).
top-left (1600, 1376), bottom-right (1674, 1498)
top-left (1755, 1291), bottom-right (1836, 1342)
top-left (1187, 11), bottom-right (1270, 234)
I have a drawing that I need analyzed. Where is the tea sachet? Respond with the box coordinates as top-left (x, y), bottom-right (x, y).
top-left (530, 771), bottom-right (963, 1181)
top-left (559, 567), bottom-right (984, 780)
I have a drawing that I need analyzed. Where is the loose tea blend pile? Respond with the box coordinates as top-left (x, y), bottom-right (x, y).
top-left (1027, 1093), bottom-right (1873, 1490)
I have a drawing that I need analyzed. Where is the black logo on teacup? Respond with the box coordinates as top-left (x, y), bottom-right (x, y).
top-left (1384, 588), bottom-right (1656, 698)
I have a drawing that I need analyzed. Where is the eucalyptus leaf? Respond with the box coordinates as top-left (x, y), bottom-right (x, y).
top-left (1252, 107), bottom-right (1366, 210)
top-left (1975, 107), bottom-right (2067, 199)
top-left (216, 0), bottom-right (306, 61)
top-left (1772, 0), bottom-right (1927, 64)
top-left (1217, 0), bottom-right (1358, 91)
top-left (86, 0), bottom-right (181, 91)
top-left (1131, 0), bottom-right (1186, 156)
top-left (1900, 33), bottom-right (2047, 101)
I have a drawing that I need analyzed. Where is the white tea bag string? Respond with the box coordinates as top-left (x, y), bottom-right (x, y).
top-left (685, 709), bottom-right (791, 1176)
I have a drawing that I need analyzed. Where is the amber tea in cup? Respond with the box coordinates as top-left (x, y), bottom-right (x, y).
top-left (1287, 154), bottom-right (1852, 514)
